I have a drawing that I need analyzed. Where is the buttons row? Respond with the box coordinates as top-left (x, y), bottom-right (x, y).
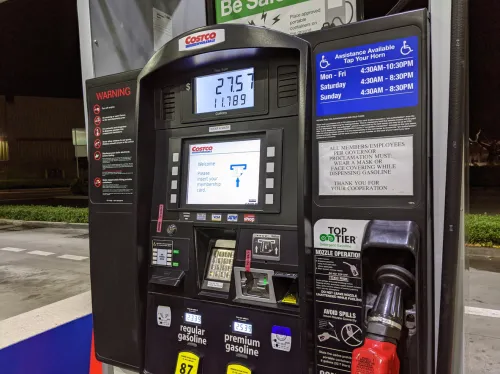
top-left (170, 152), bottom-right (180, 205)
top-left (265, 146), bottom-right (276, 206)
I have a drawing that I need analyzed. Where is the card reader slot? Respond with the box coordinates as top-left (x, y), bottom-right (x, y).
top-left (195, 228), bottom-right (237, 295)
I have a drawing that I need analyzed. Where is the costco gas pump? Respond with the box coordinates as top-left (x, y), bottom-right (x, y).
top-left (85, 2), bottom-right (466, 373)
top-left (302, 9), bottom-right (434, 374)
top-left (139, 24), bottom-right (311, 374)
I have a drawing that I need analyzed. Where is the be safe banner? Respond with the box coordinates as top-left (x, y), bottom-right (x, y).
top-left (214, 0), bottom-right (359, 35)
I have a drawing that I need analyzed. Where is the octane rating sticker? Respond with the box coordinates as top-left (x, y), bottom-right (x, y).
top-left (174, 351), bottom-right (200, 374)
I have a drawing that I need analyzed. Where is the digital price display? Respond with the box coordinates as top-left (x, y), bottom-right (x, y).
top-left (186, 139), bottom-right (261, 206)
top-left (316, 36), bottom-right (419, 117)
top-left (233, 321), bottom-right (253, 335)
top-left (184, 312), bottom-right (202, 325)
top-left (195, 67), bottom-right (255, 114)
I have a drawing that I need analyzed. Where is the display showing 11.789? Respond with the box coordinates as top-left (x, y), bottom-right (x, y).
top-left (195, 67), bottom-right (255, 114)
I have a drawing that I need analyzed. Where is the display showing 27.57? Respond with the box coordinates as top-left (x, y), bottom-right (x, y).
top-left (195, 67), bottom-right (255, 114)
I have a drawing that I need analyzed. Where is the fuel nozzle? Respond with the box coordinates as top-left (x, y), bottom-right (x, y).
top-left (367, 264), bottom-right (415, 343)
top-left (351, 265), bottom-right (415, 374)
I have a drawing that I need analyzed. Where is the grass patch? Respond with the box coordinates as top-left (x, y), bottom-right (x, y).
top-left (0, 207), bottom-right (496, 245)
top-left (0, 205), bottom-right (88, 223)
top-left (466, 214), bottom-right (500, 247)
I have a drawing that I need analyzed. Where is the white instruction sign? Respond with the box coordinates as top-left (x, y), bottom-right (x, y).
top-left (153, 7), bottom-right (173, 51)
top-left (318, 135), bottom-right (413, 196)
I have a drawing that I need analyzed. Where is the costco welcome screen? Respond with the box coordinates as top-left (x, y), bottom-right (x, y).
top-left (186, 139), bottom-right (261, 205)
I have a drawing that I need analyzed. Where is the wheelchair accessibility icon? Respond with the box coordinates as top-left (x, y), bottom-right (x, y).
top-left (400, 40), bottom-right (413, 56)
top-left (319, 55), bottom-right (330, 69)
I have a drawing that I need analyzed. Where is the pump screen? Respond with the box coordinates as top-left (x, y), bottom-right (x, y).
top-left (186, 139), bottom-right (261, 205)
top-left (184, 312), bottom-right (202, 325)
top-left (206, 248), bottom-right (235, 282)
top-left (195, 68), bottom-right (255, 114)
top-left (233, 321), bottom-right (253, 335)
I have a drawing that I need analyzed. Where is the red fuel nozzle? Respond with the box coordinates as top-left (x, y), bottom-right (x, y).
top-left (351, 265), bottom-right (415, 374)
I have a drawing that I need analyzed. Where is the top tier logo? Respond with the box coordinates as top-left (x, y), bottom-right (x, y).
top-left (191, 145), bottom-right (213, 154)
top-left (179, 29), bottom-right (225, 51)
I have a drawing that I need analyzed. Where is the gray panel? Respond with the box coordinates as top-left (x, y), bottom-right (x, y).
top-left (430, 0), bottom-right (452, 366)
top-left (77, 0), bottom-right (94, 151)
top-left (89, 0), bottom-right (207, 78)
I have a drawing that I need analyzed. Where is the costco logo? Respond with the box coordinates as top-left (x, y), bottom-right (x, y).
top-left (179, 29), bottom-right (225, 51)
top-left (191, 146), bottom-right (213, 154)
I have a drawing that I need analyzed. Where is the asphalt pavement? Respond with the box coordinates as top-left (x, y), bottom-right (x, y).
top-left (0, 223), bottom-right (90, 320)
top-left (466, 256), bottom-right (500, 373)
top-left (0, 222), bottom-right (499, 373)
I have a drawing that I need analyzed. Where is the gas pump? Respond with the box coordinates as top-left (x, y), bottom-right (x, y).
top-left (85, 2), bottom-right (466, 374)
top-left (134, 24), bottom-right (311, 374)
top-left (301, 9), bottom-right (434, 374)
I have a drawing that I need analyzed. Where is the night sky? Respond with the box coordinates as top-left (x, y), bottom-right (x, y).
top-left (0, 0), bottom-right (492, 136)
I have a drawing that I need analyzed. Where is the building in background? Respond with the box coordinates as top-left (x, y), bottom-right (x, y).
top-left (0, 96), bottom-right (85, 184)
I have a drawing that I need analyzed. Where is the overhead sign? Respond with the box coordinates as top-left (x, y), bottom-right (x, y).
top-left (215, 0), bottom-right (358, 35)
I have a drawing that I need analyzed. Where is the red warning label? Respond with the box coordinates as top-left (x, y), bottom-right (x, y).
top-left (94, 151), bottom-right (101, 161)
top-left (156, 204), bottom-right (164, 233)
top-left (94, 116), bottom-right (102, 126)
top-left (94, 127), bottom-right (102, 137)
top-left (94, 177), bottom-right (102, 188)
top-left (93, 104), bottom-right (101, 115)
top-left (94, 139), bottom-right (102, 149)
top-left (245, 250), bottom-right (252, 272)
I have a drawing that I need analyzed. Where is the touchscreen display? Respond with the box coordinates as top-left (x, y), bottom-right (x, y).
top-left (186, 139), bottom-right (261, 205)
top-left (195, 68), bottom-right (255, 114)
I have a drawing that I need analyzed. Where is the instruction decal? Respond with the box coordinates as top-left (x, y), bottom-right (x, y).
top-left (88, 81), bottom-right (136, 204)
top-left (318, 135), bottom-right (414, 196)
top-left (252, 233), bottom-right (280, 261)
top-left (314, 219), bottom-right (369, 372)
top-left (153, 7), bottom-right (173, 51)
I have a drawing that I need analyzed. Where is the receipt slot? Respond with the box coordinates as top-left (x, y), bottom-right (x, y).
top-left (137, 25), bottom-right (312, 373)
top-left (302, 9), bottom-right (434, 374)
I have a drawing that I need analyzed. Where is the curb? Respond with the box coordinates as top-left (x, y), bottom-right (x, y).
top-left (0, 219), bottom-right (88, 229)
top-left (466, 246), bottom-right (500, 258)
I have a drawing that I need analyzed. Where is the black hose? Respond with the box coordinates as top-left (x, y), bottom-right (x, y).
top-left (386, 0), bottom-right (413, 15)
top-left (330, 0), bottom-right (355, 26)
top-left (436, 0), bottom-right (468, 372)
